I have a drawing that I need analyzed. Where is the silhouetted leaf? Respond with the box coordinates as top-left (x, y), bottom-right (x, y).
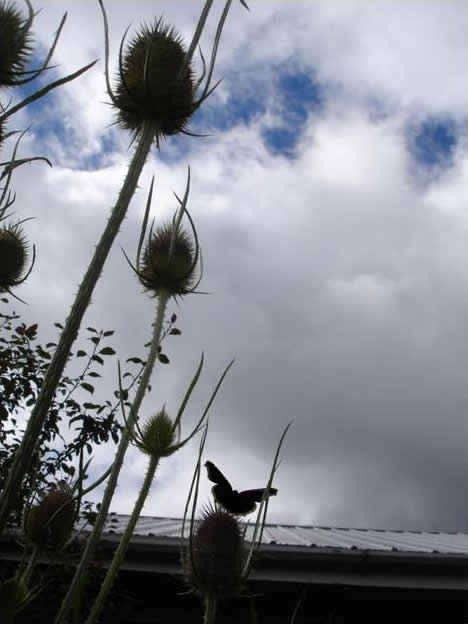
top-left (171, 313), bottom-right (177, 323)
top-left (103, 330), bottom-right (114, 337)
top-left (81, 383), bottom-right (94, 394)
top-left (88, 371), bottom-right (101, 378)
top-left (76, 350), bottom-right (87, 357)
top-left (126, 357), bottom-right (143, 364)
top-left (90, 336), bottom-right (100, 345)
top-left (25, 324), bottom-right (38, 339)
top-left (92, 355), bottom-right (104, 365)
top-left (99, 347), bottom-right (115, 356)
top-left (54, 323), bottom-right (63, 329)
top-left (169, 328), bottom-right (181, 335)
top-left (158, 354), bottom-right (169, 364)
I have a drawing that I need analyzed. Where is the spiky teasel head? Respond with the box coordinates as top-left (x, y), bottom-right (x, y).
top-left (0, 0), bottom-right (33, 88)
top-left (135, 407), bottom-right (178, 459)
top-left (23, 483), bottom-right (76, 550)
top-left (183, 506), bottom-right (246, 600)
top-left (138, 221), bottom-right (199, 299)
top-left (114, 19), bottom-right (194, 144)
top-left (0, 221), bottom-right (35, 296)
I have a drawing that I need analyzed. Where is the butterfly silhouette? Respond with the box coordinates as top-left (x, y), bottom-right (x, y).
top-left (205, 460), bottom-right (277, 515)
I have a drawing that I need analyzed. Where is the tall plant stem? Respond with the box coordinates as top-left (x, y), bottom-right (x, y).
top-left (0, 120), bottom-right (156, 535)
top-left (54, 293), bottom-right (169, 624)
top-left (86, 455), bottom-right (159, 624)
top-left (20, 546), bottom-right (40, 586)
top-left (204, 595), bottom-right (218, 624)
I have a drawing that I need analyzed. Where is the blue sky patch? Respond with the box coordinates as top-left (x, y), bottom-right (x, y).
top-left (189, 62), bottom-right (325, 159)
top-left (407, 116), bottom-right (459, 169)
top-left (261, 68), bottom-right (323, 155)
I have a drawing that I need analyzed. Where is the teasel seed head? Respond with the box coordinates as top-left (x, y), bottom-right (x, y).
top-left (23, 484), bottom-right (76, 550)
top-left (138, 221), bottom-right (198, 299)
top-left (0, 222), bottom-right (34, 294)
top-left (0, 1), bottom-right (33, 88)
top-left (114, 20), bottom-right (194, 144)
top-left (184, 507), bottom-right (246, 600)
top-left (135, 407), bottom-right (178, 459)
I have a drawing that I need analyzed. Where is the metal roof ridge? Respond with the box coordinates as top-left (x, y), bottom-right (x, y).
top-left (107, 514), bottom-right (467, 536)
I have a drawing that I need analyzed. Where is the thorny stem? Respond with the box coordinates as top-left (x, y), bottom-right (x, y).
top-left (86, 455), bottom-right (159, 624)
top-left (19, 546), bottom-right (39, 587)
top-left (0, 119), bottom-right (157, 535)
top-left (54, 292), bottom-right (169, 624)
top-left (204, 595), bottom-right (218, 624)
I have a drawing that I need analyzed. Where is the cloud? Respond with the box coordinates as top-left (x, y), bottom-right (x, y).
top-left (2, 0), bottom-right (466, 532)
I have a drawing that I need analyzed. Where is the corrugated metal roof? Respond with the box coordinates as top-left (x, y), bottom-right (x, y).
top-left (102, 515), bottom-right (468, 556)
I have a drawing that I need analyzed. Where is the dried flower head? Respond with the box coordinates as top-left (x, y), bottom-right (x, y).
top-left (138, 221), bottom-right (198, 298)
top-left (114, 20), bottom-right (194, 144)
top-left (184, 507), bottom-right (246, 600)
top-left (0, 222), bottom-right (34, 294)
top-left (23, 484), bottom-right (75, 550)
top-left (0, 0), bottom-right (33, 88)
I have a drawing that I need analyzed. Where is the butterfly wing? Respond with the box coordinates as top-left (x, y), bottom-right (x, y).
top-left (240, 487), bottom-right (278, 502)
top-left (228, 488), bottom-right (278, 515)
top-left (205, 461), bottom-right (278, 515)
top-left (205, 461), bottom-right (235, 510)
top-left (205, 461), bottom-right (232, 491)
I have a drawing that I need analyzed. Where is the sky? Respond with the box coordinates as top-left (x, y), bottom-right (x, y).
top-left (2, 0), bottom-right (467, 532)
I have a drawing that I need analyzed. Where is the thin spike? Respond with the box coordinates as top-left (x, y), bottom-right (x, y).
top-left (181, 0), bottom-right (215, 77)
top-left (118, 24), bottom-right (141, 107)
top-left (193, 46), bottom-right (207, 95)
top-left (13, 13), bottom-right (67, 86)
top-left (172, 353), bottom-right (205, 433)
top-left (0, 60), bottom-right (98, 122)
top-left (136, 176), bottom-right (155, 270)
top-left (192, 77), bottom-right (223, 112)
top-left (200, 0), bottom-right (232, 102)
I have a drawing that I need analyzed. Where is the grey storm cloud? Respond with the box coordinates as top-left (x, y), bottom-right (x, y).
top-left (3, 0), bottom-right (466, 531)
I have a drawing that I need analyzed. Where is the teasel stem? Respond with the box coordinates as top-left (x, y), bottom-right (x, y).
top-left (86, 455), bottom-right (159, 624)
top-left (204, 595), bottom-right (218, 624)
top-left (0, 118), bottom-right (157, 535)
top-left (53, 291), bottom-right (169, 624)
top-left (19, 545), bottom-right (39, 587)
